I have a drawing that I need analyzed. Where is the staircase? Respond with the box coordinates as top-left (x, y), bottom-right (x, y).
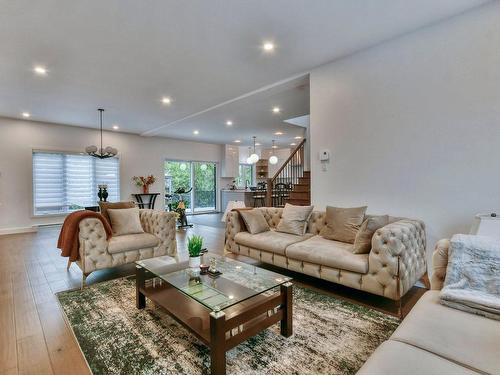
top-left (266, 139), bottom-right (311, 207)
top-left (285, 170), bottom-right (310, 205)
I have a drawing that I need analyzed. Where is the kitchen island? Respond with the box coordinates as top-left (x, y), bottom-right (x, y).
top-left (220, 189), bottom-right (255, 211)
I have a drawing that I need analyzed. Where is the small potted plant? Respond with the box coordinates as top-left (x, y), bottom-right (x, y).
top-left (187, 235), bottom-right (203, 268)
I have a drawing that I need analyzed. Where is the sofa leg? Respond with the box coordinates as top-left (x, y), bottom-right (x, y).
top-left (81, 273), bottom-right (88, 290)
top-left (396, 298), bottom-right (403, 320)
top-left (420, 272), bottom-right (430, 289)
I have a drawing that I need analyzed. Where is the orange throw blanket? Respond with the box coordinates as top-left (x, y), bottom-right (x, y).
top-left (57, 210), bottom-right (113, 261)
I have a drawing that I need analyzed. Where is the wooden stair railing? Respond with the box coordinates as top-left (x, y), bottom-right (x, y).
top-left (265, 139), bottom-right (308, 207)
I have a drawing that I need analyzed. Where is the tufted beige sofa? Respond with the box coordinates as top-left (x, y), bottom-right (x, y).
top-left (225, 207), bottom-right (427, 304)
top-left (357, 239), bottom-right (500, 375)
top-left (76, 209), bottom-right (177, 284)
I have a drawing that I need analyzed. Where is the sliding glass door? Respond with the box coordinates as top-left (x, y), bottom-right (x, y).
top-left (193, 161), bottom-right (216, 212)
top-left (165, 160), bottom-right (216, 213)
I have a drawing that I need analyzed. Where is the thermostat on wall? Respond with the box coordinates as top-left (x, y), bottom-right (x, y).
top-left (319, 149), bottom-right (330, 161)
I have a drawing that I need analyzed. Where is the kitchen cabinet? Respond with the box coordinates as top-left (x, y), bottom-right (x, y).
top-left (221, 144), bottom-right (239, 178)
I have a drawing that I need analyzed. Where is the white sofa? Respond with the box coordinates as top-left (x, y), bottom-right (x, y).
top-left (76, 209), bottom-right (177, 284)
top-left (225, 207), bottom-right (427, 304)
top-left (357, 239), bottom-right (500, 375)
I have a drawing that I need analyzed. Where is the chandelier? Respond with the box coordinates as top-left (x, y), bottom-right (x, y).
top-left (85, 108), bottom-right (118, 159)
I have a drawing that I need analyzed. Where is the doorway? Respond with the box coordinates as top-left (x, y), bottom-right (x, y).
top-left (164, 160), bottom-right (217, 213)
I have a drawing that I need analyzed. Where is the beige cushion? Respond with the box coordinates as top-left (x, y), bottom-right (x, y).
top-left (352, 215), bottom-right (389, 254)
top-left (276, 203), bottom-right (314, 236)
top-left (98, 201), bottom-right (136, 225)
top-left (286, 235), bottom-right (368, 274)
top-left (107, 207), bottom-right (144, 236)
top-left (319, 206), bottom-right (367, 243)
top-left (239, 209), bottom-right (270, 234)
top-left (107, 233), bottom-right (159, 254)
top-left (235, 230), bottom-right (312, 255)
top-left (391, 291), bottom-right (500, 375)
top-left (357, 340), bottom-right (478, 375)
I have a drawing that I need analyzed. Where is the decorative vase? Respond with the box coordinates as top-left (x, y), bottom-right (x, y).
top-left (102, 187), bottom-right (108, 202)
top-left (97, 186), bottom-right (103, 201)
top-left (189, 256), bottom-right (201, 268)
top-left (142, 185), bottom-right (149, 194)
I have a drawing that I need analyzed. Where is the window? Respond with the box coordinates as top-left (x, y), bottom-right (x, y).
top-left (33, 151), bottom-right (120, 216)
top-left (235, 164), bottom-right (253, 188)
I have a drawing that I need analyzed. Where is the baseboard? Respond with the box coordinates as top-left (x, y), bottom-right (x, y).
top-left (0, 226), bottom-right (38, 236)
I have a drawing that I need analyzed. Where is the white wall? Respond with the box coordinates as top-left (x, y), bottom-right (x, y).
top-left (0, 117), bottom-right (223, 233)
top-left (310, 2), bottom-right (500, 258)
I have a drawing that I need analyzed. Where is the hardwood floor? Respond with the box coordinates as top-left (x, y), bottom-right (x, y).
top-left (0, 221), bottom-right (425, 375)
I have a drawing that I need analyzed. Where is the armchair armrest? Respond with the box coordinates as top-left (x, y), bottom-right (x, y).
top-left (225, 210), bottom-right (245, 253)
top-left (78, 218), bottom-right (111, 274)
top-left (367, 219), bottom-right (427, 299)
top-left (139, 209), bottom-right (177, 256)
top-left (430, 239), bottom-right (450, 290)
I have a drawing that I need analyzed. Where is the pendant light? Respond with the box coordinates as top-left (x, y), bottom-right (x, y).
top-left (249, 136), bottom-right (259, 164)
top-left (269, 140), bottom-right (278, 165)
top-left (246, 147), bottom-right (252, 164)
top-left (85, 109), bottom-right (118, 159)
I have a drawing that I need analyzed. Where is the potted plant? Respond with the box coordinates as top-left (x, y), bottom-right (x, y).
top-left (187, 235), bottom-right (203, 268)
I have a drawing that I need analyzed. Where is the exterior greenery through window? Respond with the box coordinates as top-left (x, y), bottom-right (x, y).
top-left (236, 164), bottom-right (253, 188)
top-left (164, 160), bottom-right (216, 213)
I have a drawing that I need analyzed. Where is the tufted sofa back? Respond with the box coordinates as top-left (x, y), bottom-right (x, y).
top-left (257, 207), bottom-right (404, 235)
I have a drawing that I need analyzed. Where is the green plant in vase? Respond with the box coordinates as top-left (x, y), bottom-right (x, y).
top-left (187, 235), bottom-right (203, 268)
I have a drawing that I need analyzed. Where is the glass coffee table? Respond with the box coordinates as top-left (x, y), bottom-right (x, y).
top-left (135, 254), bottom-right (293, 375)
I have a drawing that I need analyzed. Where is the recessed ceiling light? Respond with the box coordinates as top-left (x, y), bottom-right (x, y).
top-left (294, 136), bottom-right (302, 139)
top-left (274, 131), bottom-right (283, 135)
top-left (193, 130), bottom-right (199, 135)
top-left (255, 143), bottom-right (261, 146)
top-left (22, 112), bottom-right (31, 118)
top-left (112, 125), bottom-right (119, 130)
top-left (33, 66), bottom-right (47, 75)
top-left (234, 139), bottom-right (241, 143)
top-left (272, 106), bottom-right (281, 113)
top-left (162, 97), bottom-right (172, 105)
top-left (226, 120), bottom-right (233, 126)
top-left (290, 143), bottom-right (296, 146)
top-left (263, 42), bottom-right (275, 52)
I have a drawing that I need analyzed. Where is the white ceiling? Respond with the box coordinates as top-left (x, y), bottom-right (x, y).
top-left (156, 75), bottom-right (310, 147)
top-left (0, 0), bottom-right (490, 144)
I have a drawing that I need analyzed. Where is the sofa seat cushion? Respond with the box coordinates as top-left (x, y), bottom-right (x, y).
top-left (108, 233), bottom-right (159, 254)
top-left (286, 235), bottom-right (368, 274)
top-left (357, 340), bottom-right (478, 375)
top-left (234, 230), bottom-right (312, 255)
top-left (391, 291), bottom-right (500, 375)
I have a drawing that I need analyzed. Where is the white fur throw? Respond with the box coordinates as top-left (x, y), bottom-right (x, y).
top-left (440, 234), bottom-right (500, 320)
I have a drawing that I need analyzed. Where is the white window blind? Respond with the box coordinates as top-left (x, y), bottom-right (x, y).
top-left (33, 151), bottom-right (120, 216)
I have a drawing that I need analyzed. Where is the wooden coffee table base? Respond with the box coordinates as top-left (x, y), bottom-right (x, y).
top-left (136, 265), bottom-right (293, 375)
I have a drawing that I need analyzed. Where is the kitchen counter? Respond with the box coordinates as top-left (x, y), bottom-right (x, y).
top-left (220, 189), bottom-right (256, 210)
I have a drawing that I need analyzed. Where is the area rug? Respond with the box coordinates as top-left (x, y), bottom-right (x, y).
top-left (57, 277), bottom-right (398, 375)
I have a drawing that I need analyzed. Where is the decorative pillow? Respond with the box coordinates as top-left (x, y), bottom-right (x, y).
top-left (98, 201), bottom-right (136, 225)
top-left (107, 207), bottom-right (144, 236)
top-left (239, 209), bottom-right (270, 234)
top-left (276, 203), bottom-right (314, 236)
top-left (352, 215), bottom-right (389, 254)
top-left (320, 206), bottom-right (367, 243)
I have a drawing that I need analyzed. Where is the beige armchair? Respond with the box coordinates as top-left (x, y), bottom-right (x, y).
top-left (75, 209), bottom-right (177, 286)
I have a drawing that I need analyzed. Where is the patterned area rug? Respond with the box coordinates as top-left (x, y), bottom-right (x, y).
top-left (57, 277), bottom-right (398, 375)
